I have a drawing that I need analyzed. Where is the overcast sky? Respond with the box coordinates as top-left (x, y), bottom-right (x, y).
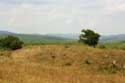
top-left (0, 0), bottom-right (125, 34)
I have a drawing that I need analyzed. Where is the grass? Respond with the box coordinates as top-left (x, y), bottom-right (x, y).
top-left (99, 42), bottom-right (125, 50)
top-left (0, 34), bottom-right (76, 46)
top-left (23, 40), bottom-right (78, 46)
top-left (0, 45), bottom-right (125, 83)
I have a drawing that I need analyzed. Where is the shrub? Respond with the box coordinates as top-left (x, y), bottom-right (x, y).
top-left (65, 45), bottom-right (69, 48)
top-left (99, 44), bottom-right (106, 49)
top-left (51, 56), bottom-right (56, 59)
top-left (0, 35), bottom-right (23, 50)
top-left (65, 62), bottom-right (72, 66)
top-left (84, 58), bottom-right (92, 65)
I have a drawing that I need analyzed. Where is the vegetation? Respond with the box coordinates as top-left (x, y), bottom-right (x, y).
top-left (0, 33), bottom-right (74, 45)
top-left (99, 42), bottom-right (125, 50)
top-left (79, 29), bottom-right (100, 47)
top-left (0, 35), bottom-right (23, 50)
top-left (0, 45), bottom-right (125, 83)
top-left (0, 30), bottom-right (124, 83)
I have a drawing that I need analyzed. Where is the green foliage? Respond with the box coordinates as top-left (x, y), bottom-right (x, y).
top-left (0, 35), bottom-right (23, 50)
top-left (98, 44), bottom-right (106, 49)
top-left (0, 33), bottom-right (79, 46)
top-left (79, 29), bottom-right (100, 47)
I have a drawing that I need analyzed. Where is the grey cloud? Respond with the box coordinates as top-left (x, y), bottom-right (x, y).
top-left (0, 0), bottom-right (125, 34)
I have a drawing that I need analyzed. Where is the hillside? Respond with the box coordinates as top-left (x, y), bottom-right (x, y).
top-left (47, 33), bottom-right (79, 39)
top-left (0, 31), bottom-right (72, 45)
top-left (48, 33), bottom-right (125, 42)
top-left (0, 31), bottom-right (125, 43)
top-left (0, 31), bottom-right (15, 35)
top-left (0, 45), bottom-right (125, 83)
top-left (100, 34), bottom-right (125, 42)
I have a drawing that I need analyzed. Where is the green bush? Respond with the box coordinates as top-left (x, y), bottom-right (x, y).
top-left (99, 44), bottom-right (106, 49)
top-left (0, 35), bottom-right (23, 50)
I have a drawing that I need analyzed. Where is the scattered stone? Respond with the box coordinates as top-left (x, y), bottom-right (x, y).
top-left (104, 54), bottom-right (109, 58)
top-left (112, 60), bottom-right (117, 65)
top-left (123, 64), bottom-right (125, 70)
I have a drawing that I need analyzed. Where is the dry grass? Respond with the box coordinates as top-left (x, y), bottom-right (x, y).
top-left (0, 45), bottom-right (125, 83)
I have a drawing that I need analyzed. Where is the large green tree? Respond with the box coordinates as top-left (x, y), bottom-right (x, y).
top-left (79, 29), bottom-right (100, 47)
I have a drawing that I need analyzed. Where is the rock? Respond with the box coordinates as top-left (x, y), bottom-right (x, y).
top-left (123, 64), bottom-right (125, 70)
top-left (104, 54), bottom-right (109, 58)
top-left (112, 60), bottom-right (117, 65)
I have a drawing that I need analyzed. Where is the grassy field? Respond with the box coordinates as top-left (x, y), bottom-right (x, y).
top-left (99, 42), bottom-right (125, 50)
top-left (0, 45), bottom-right (125, 83)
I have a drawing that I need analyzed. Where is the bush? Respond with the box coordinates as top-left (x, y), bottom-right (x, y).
top-left (65, 62), bottom-right (72, 66)
top-left (0, 35), bottom-right (23, 50)
top-left (99, 44), bottom-right (106, 49)
top-left (84, 58), bottom-right (92, 65)
top-left (65, 45), bottom-right (69, 48)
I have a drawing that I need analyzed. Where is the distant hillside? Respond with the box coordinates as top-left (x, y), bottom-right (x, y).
top-left (48, 33), bottom-right (125, 42)
top-left (0, 31), bottom-right (125, 43)
top-left (100, 34), bottom-right (125, 42)
top-left (0, 31), bottom-right (15, 35)
top-left (0, 31), bottom-right (72, 45)
top-left (46, 33), bottom-right (79, 40)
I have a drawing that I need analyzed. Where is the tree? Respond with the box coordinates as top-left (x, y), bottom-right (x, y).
top-left (79, 29), bottom-right (100, 47)
top-left (0, 35), bottom-right (23, 50)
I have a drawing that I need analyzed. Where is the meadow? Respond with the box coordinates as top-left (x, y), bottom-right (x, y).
top-left (0, 45), bottom-right (125, 83)
top-left (100, 42), bottom-right (125, 50)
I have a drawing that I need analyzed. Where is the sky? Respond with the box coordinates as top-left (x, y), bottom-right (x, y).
top-left (0, 0), bottom-right (125, 35)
